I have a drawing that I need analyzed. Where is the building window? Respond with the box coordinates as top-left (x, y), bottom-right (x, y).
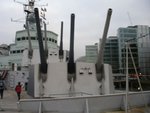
top-left (31, 37), bottom-right (36, 40)
top-left (17, 50), bottom-right (20, 53)
top-left (13, 51), bottom-right (16, 54)
top-left (17, 38), bottom-right (21, 41)
top-left (22, 37), bottom-right (25, 40)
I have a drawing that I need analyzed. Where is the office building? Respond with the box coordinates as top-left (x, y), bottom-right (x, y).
top-left (103, 36), bottom-right (119, 73)
top-left (85, 43), bottom-right (98, 63)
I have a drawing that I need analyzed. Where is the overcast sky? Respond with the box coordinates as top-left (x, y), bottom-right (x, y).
top-left (0, 0), bottom-right (150, 58)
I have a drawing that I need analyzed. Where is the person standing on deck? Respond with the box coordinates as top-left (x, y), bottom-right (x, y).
top-left (0, 76), bottom-right (5, 99)
top-left (15, 82), bottom-right (22, 100)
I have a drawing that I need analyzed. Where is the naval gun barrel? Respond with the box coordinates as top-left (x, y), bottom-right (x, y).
top-left (26, 13), bottom-right (33, 59)
top-left (96, 8), bottom-right (112, 80)
top-left (59, 21), bottom-right (64, 60)
top-left (34, 8), bottom-right (47, 74)
top-left (44, 22), bottom-right (48, 58)
top-left (68, 13), bottom-right (76, 82)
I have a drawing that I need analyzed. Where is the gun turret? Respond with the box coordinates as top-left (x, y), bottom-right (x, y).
top-left (96, 8), bottom-right (112, 81)
top-left (34, 8), bottom-right (47, 75)
top-left (68, 13), bottom-right (76, 82)
top-left (59, 21), bottom-right (64, 60)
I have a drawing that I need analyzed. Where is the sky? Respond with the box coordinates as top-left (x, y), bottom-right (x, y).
top-left (0, 0), bottom-right (150, 59)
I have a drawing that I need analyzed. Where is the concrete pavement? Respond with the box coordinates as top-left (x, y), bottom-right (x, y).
top-left (0, 89), bottom-right (32, 113)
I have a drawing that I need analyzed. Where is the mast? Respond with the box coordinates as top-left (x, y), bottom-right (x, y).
top-left (15, 0), bottom-right (48, 60)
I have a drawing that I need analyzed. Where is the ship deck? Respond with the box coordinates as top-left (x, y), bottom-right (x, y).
top-left (104, 107), bottom-right (147, 113)
top-left (0, 90), bottom-right (150, 113)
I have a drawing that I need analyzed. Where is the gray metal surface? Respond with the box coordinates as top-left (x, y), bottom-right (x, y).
top-left (27, 66), bottom-right (35, 97)
top-left (27, 62), bottom-right (114, 98)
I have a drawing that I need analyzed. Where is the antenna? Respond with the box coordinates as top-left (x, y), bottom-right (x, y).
top-left (14, 0), bottom-right (48, 13)
top-left (37, 3), bottom-right (48, 7)
top-left (127, 12), bottom-right (133, 26)
top-left (12, 0), bottom-right (48, 24)
top-left (11, 18), bottom-right (25, 23)
top-left (14, 0), bottom-right (27, 5)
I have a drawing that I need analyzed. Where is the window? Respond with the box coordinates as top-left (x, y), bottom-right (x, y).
top-left (17, 66), bottom-right (21, 71)
top-left (31, 37), bottom-right (36, 40)
top-left (17, 38), bottom-right (21, 41)
top-left (22, 37), bottom-right (25, 40)
top-left (13, 51), bottom-right (16, 54)
top-left (17, 50), bottom-right (20, 53)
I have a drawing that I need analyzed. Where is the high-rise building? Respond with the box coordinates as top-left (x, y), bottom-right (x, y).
top-left (136, 25), bottom-right (150, 75)
top-left (117, 25), bottom-right (150, 75)
top-left (117, 26), bottom-right (138, 74)
top-left (85, 43), bottom-right (98, 63)
top-left (103, 36), bottom-right (119, 73)
top-left (85, 25), bottom-right (150, 75)
top-left (85, 36), bottom-right (119, 73)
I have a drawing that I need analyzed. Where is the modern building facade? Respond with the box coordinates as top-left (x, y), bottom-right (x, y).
top-left (86, 25), bottom-right (150, 75)
top-left (117, 25), bottom-right (150, 75)
top-left (103, 36), bottom-right (119, 73)
top-left (117, 26), bottom-right (138, 74)
top-left (85, 36), bottom-right (119, 73)
top-left (85, 43), bottom-right (98, 63)
top-left (136, 25), bottom-right (150, 75)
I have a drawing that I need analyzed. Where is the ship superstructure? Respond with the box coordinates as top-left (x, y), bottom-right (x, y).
top-left (0, 0), bottom-right (59, 88)
top-left (0, 1), bottom-right (150, 113)
top-left (0, 0), bottom-right (58, 71)
top-left (18, 8), bottom-right (150, 113)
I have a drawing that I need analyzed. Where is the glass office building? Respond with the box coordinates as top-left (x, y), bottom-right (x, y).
top-left (117, 25), bottom-right (150, 75)
top-left (136, 25), bottom-right (150, 75)
top-left (85, 43), bottom-right (98, 63)
top-left (103, 36), bottom-right (119, 73)
top-left (85, 25), bottom-right (150, 75)
top-left (86, 36), bottom-right (119, 73)
top-left (117, 26), bottom-right (137, 74)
